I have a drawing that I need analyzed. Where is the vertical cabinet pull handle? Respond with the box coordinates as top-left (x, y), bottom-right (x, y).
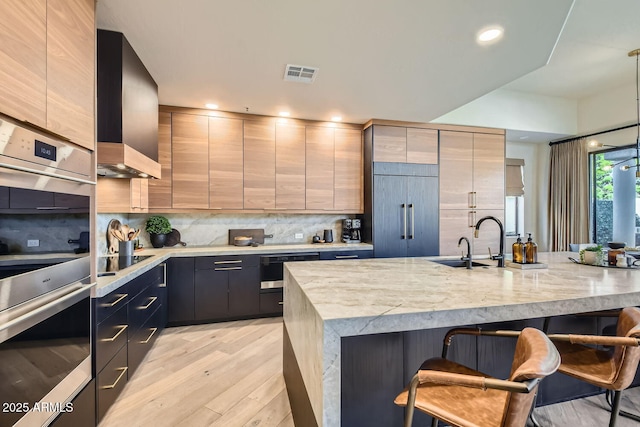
top-left (468, 211), bottom-right (475, 228)
top-left (160, 263), bottom-right (167, 288)
top-left (101, 367), bottom-right (128, 390)
top-left (472, 192), bottom-right (477, 208)
top-left (401, 204), bottom-right (407, 239)
top-left (409, 204), bottom-right (415, 239)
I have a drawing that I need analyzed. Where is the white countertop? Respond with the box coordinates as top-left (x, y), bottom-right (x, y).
top-left (282, 251), bottom-right (640, 427)
top-left (95, 242), bottom-right (372, 297)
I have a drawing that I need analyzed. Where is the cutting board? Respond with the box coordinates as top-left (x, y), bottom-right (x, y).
top-left (228, 229), bottom-right (265, 244)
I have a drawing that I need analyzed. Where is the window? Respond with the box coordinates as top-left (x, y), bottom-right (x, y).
top-left (590, 146), bottom-right (640, 247)
top-left (505, 159), bottom-right (525, 237)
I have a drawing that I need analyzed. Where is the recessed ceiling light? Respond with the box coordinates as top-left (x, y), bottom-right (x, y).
top-left (477, 27), bottom-right (503, 43)
top-left (205, 103), bottom-right (218, 109)
top-left (331, 116), bottom-right (342, 122)
top-left (279, 111), bottom-right (290, 117)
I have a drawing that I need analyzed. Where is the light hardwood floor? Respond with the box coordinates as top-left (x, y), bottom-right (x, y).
top-left (101, 318), bottom-right (640, 427)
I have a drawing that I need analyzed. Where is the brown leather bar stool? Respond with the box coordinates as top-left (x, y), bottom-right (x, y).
top-left (394, 327), bottom-right (560, 427)
top-left (547, 307), bottom-right (640, 427)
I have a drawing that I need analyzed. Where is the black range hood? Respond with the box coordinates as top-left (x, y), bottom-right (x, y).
top-left (97, 29), bottom-right (161, 179)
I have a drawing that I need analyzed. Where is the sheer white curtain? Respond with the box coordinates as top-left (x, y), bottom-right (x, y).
top-left (548, 138), bottom-right (590, 251)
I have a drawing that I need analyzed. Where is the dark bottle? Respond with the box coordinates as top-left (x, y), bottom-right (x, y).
top-left (512, 234), bottom-right (525, 264)
top-left (525, 233), bottom-right (538, 264)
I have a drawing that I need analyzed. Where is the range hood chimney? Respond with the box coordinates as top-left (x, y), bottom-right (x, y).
top-left (97, 29), bottom-right (161, 179)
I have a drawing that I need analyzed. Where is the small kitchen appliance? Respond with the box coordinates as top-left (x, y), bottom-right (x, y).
top-left (342, 218), bottom-right (362, 243)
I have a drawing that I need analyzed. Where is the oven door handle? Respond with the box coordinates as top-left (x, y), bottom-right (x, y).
top-left (0, 284), bottom-right (92, 343)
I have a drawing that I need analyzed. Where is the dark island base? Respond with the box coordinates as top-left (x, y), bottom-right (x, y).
top-left (286, 312), bottom-right (640, 426)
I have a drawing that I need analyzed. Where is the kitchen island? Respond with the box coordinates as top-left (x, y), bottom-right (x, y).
top-left (282, 252), bottom-right (640, 426)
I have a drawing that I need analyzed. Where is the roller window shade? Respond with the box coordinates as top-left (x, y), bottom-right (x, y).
top-left (506, 158), bottom-right (524, 197)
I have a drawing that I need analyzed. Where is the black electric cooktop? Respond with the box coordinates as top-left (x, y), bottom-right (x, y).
top-left (97, 255), bottom-right (153, 276)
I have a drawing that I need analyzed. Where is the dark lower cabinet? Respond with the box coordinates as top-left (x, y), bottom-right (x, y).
top-left (167, 257), bottom-right (195, 323)
top-left (93, 264), bottom-right (166, 423)
top-left (260, 289), bottom-right (283, 315)
top-left (194, 255), bottom-right (260, 321)
top-left (97, 345), bottom-right (128, 422)
top-left (50, 379), bottom-right (96, 427)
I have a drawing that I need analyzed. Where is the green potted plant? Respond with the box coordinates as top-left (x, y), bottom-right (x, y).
top-left (145, 215), bottom-right (172, 248)
top-left (579, 245), bottom-right (604, 266)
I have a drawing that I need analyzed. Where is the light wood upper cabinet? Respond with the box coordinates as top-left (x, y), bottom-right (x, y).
top-left (372, 126), bottom-right (406, 162)
top-left (97, 178), bottom-right (148, 213)
top-left (439, 131), bottom-right (473, 209)
top-left (0, 0), bottom-right (47, 127)
top-left (172, 113), bottom-right (209, 209)
top-left (46, 0), bottom-right (94, 150)
top-left (210, 117), bottom-right (244, 209)
top-left (148, 111), bottom-right (172, 208)
top-left (473, 133), bottom-right (505, 210)
top-left (244, 120), bottom-right (275, 209)
top-left (372, 125), bottom-right (438, 164)
top-left (407, 128), bottom-right (437, 164)
top-left (275, 123), bottom-right (306, 209)
top-left (334, 128), bottom-right (362, 211)
top-left (306, 126), bottom-right (335, 210)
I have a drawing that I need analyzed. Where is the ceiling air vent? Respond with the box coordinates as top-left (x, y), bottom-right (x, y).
top-left (284, 64), bottom-right (318, 83)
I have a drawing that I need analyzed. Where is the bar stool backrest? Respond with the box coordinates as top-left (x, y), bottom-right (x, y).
top-left (502, 328), bottom-right (561, 427)
top-left (610, 307), bottom-right (640, 390)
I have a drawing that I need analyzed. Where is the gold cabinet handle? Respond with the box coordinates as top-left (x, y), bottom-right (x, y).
top-left (335, 255), bottom-right (358, 259)
top-left (102, 293), bottom-right (128, 308)
top-left (140, 327), bottom-right (158, 344)
top-left (214, 267), bottom-right (242, 271)
top-left (102, 325), bottom-right (127, 342)
top-left (140, 296), bottom-right (157, 310)
top-left (101, 367), bottom-right (128, 390)
top-left (278, 301), bottom-right (284, 305)
top-left (214, 260), bottom-right (242, 265)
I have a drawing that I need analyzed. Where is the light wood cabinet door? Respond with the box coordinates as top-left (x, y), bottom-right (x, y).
top-left (275, 123), bottom-right (305, 209)
top-left (244, 120), bottom-right (275, 209)
top-left (0, 0), bottom-right (46, 127)
top-left (407, 128), bottom-right (438, 164)
top-left (473, 133), bottom-right (505, 210)
top-left (372, 126), bottom-right (406, 163)
top-left (97, 178), bottom-right (148, 213)
top-left (210, 117), bottom-right (244, 209)
top-left (46, 0), bottom-right (94, 150)
top-left (439, 209), bottom-right (474, 256)
top-left (148, 111), bottom-right (172, 208)
top-left (172, 113), bottom-right (209, 209)
top-left (306, 126), bottom-right (334, 210)
top-left (334, 128), bottom-right (362, 211)
top-left (439, 131), bottom-right (473, 209)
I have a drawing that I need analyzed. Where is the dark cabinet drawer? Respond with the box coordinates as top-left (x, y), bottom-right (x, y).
top-left (95, 288), bottom-right (129, 324)
top-left (167, 257), bottom-right (195, 323)
top-left (129, 283), bottom-right (161, 333)
top-left (97, 345), bottom-right (128, 422)
top-left (260, 290), bottom-right (283, 314)
top-left (128, 306), bottom-right (163, 376)
top-left (95, 305), bottom-right (128, 373)
top-left (128, 265), bottom-right (164, 299)
top-left (319, 250), bottom-right (373, 260)
top-left (195, 254), bottom-right (259, 270)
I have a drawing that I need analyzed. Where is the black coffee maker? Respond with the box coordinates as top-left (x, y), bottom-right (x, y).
top-left (342, 218), bottom-right (361, 243)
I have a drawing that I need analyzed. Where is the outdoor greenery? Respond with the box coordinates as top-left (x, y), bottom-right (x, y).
top-left (594, 154), bottom-right (613, 200)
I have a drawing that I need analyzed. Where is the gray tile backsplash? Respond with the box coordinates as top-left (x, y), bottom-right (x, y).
top-left (97, 213), bottom-right (350, 254)
top-left (1, 214), bottom-right (89, 254)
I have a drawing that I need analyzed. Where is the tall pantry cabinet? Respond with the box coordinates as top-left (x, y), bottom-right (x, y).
top-left (439, 131), bottom-right (505, 256)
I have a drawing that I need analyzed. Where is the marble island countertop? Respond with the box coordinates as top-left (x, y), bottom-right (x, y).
top-left (282, 251), bottom-right (640, 426)
top-left (94, 242), bottom-right (372, 297)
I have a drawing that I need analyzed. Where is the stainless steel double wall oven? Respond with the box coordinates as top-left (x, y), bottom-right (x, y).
top-left (0, 114), bottom-right (94, 426)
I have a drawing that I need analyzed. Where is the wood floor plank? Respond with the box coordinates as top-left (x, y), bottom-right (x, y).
top-left (242, 389), bottom-right (291, 427)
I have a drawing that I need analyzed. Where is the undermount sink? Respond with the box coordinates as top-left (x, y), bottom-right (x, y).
top-left (431, 259), bottom-right (490, 268)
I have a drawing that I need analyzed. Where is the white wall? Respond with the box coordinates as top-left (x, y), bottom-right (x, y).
top-left (578, 82), bottom-right (636, 134)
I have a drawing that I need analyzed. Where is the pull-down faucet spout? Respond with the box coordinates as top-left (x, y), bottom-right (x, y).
top-left (474, 216), bottom-right (505, 268)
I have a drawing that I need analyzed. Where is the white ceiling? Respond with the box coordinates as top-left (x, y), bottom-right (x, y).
top-left (96, 0), bottom-right (640, 141)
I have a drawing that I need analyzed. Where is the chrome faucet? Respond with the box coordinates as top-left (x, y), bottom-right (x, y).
top-left (474, 216), bottom-right (505, 267)
top-left (457, 237), bottom-right (472, 269)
